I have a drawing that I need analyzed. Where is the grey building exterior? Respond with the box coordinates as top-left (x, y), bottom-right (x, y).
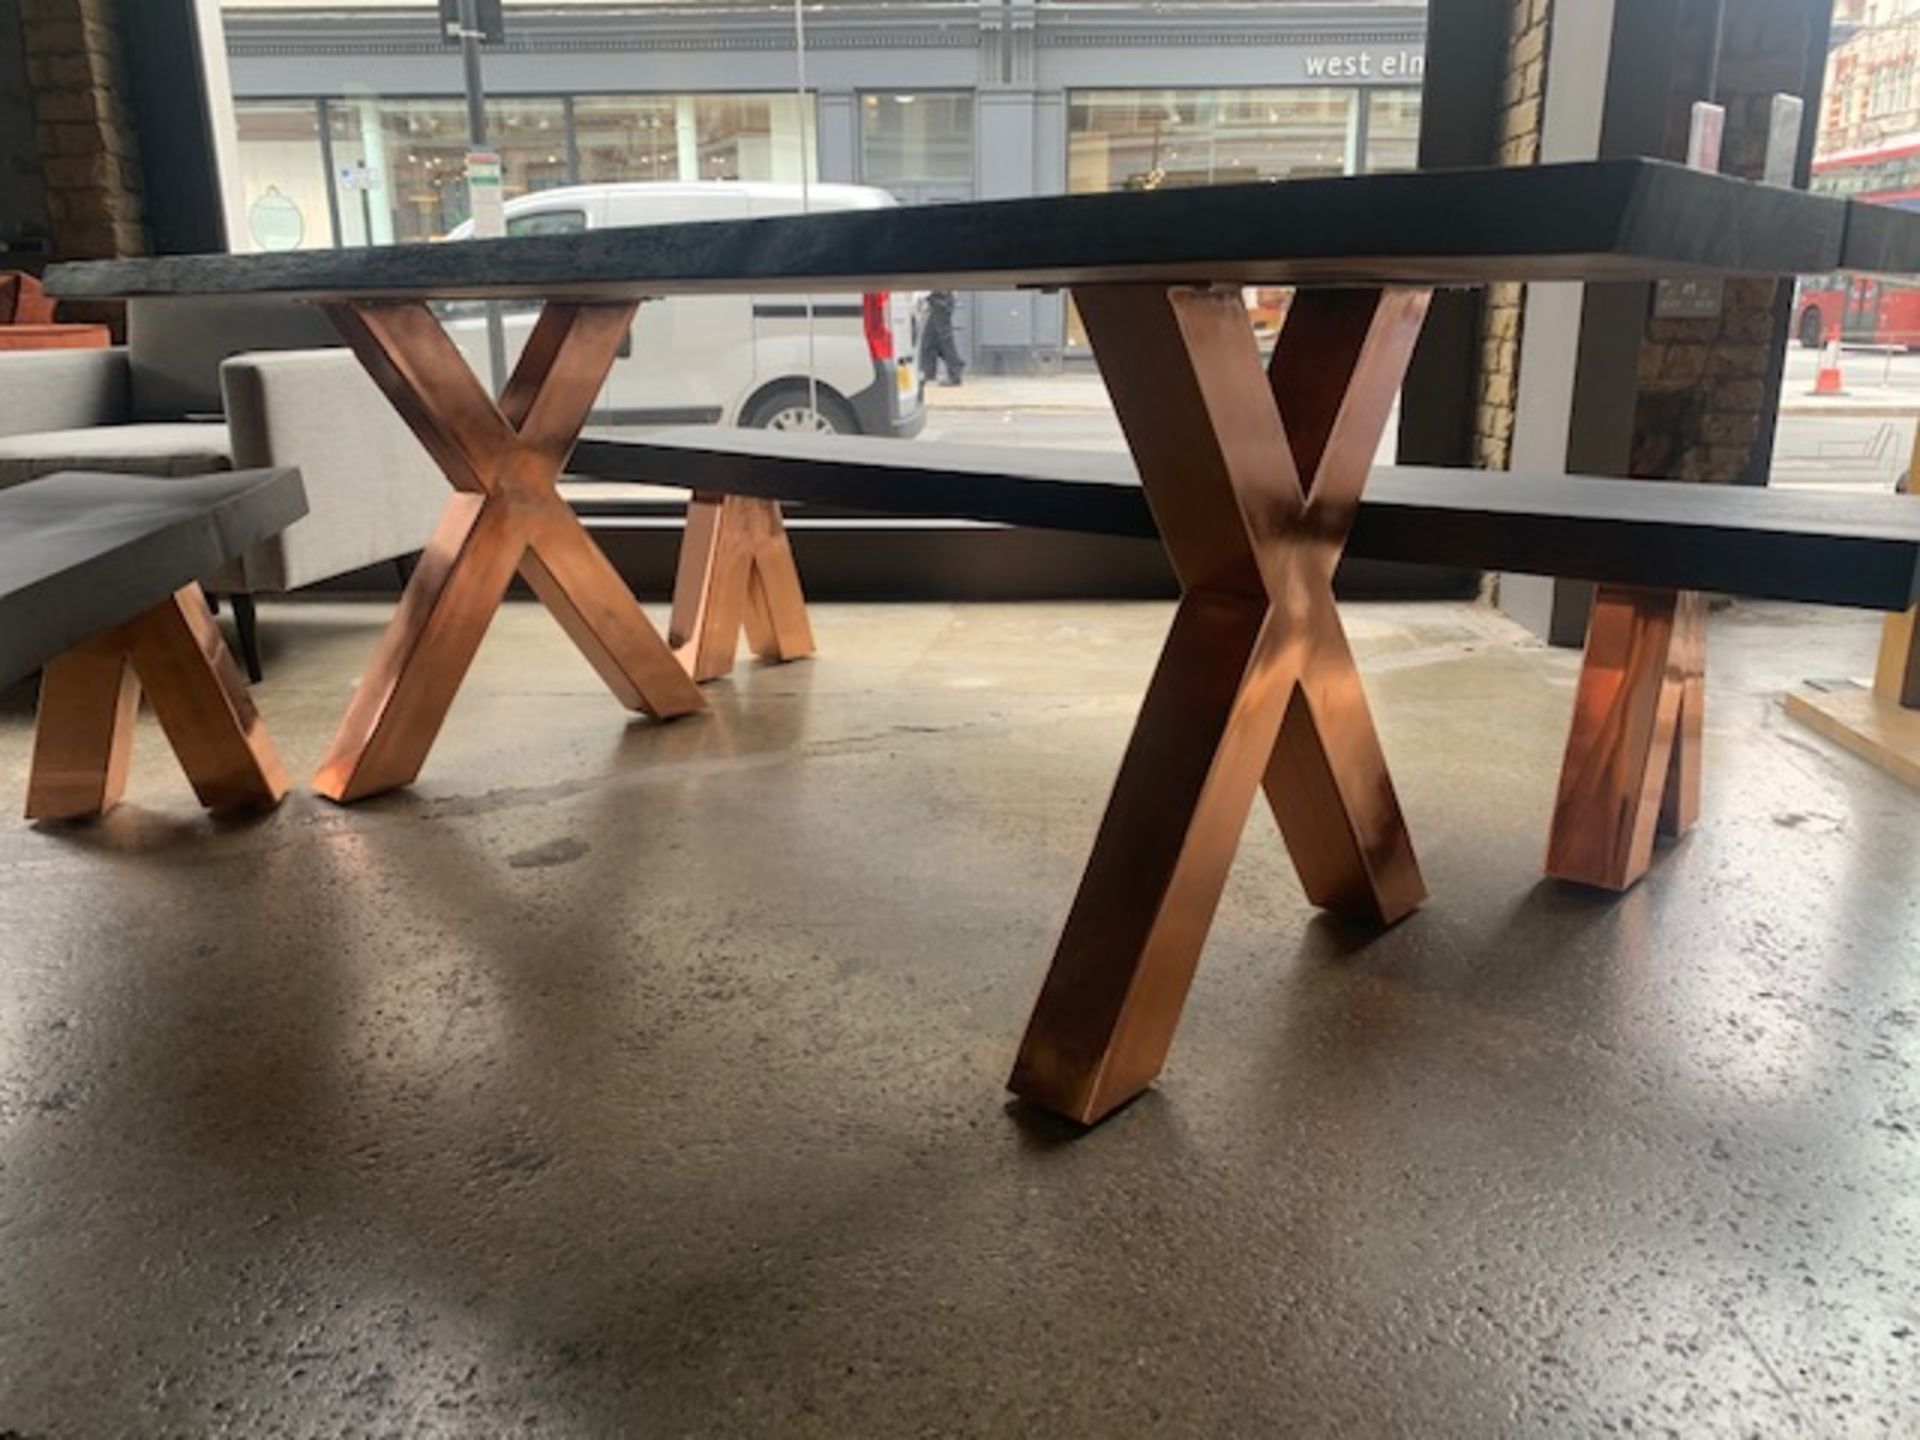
top-left (222, 1), bottom-right (1430, 369)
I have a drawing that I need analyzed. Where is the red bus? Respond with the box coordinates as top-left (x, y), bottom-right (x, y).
top-left (1797, 134), bottom-right (1920, 349)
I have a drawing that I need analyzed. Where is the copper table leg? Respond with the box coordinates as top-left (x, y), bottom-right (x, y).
top-left (1009, 283), bottom-right (1432, 1125)
top-left (669, 493), bottom-right (815, 682)
top-left (1546, 585), bottom-right (1706, 891)
top-left (26, 585), bottom-right (287, 820)
top-left (311, 299), bottom-right (704, 803)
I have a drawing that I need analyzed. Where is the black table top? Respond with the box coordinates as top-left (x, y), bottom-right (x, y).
top-left (43, 159), bottom-right (1878, 304)
top-left (573, 429), bottom-right (1920, 613)
top-left (0, 468), bottom-right (307, 688)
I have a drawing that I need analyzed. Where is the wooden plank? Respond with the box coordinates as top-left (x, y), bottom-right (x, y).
top-left (0, 468), bottom-right (307, 689)
top-left (44, 160), bottom-right (1847, 304)
top-left (567, 430), bottom-right (1920, 613)
top-left (1785, 683), bottom-right (1920, 790)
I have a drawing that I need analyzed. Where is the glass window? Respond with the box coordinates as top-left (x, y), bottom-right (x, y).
top-left (575, 97), bottom-right (680, 184)
top-left (571, 93), bottom-right (816, 186)
top-left (1067, 87), bottom-right (1356, 194)
top-left (233, 100), bottom-right (331, 251)
top-left (860, 93), bottom-right (974, 185)
top-left (1065, 86), bottom-right (1362, 346)
top-left (322, 95), bottom-right (570, 246)
top-left (488, 97), bottom-right (571, 197)
top-left (693, 94), bottom-right (816, 184)
top-left (1365, 90), bottom-right (1422, 175)
top-left (507, 209), bottom-right (586, 237)
top-left (238, 91), bottom-right (824, 249)
top-left (329, 97), bottom-right (470, 244)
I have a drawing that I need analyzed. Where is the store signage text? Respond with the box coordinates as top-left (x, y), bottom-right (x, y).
top-left (1302, 50), bottom-right (1425, 81)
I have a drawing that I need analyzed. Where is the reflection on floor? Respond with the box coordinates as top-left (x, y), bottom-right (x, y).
top-left (1, 598), bottom-right (1917, 1434)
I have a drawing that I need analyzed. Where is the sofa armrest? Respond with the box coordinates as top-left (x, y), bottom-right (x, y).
top-left (219, 347), bottom-right (449, 592)
top-left (0, 347), bottom-right (131, 437)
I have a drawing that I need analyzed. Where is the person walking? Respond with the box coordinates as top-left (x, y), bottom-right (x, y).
top-left (920, 290), bottom-right (964, 387)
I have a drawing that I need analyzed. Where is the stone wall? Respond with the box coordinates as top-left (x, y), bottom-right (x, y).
top-left (18, 0), bottom-right (146, 261)
top-left (1473, 0), bottom-right (1551, 470)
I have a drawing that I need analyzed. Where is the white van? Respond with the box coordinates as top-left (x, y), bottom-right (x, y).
top-left (445, 181), bottom-right (924, 438)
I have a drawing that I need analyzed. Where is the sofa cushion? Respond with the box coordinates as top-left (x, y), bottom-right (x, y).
top-left (128, 298), bottom-right (341, 421)
top-left (0, 422), bottom-right (232, 488)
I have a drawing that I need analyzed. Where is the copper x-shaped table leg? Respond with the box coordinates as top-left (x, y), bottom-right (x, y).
top-left (1545, 585), bottom-right (1705, 890)
top-left (1010, 284), bottom-right (1433, 1125)
top-left (312, 299), bottom-right (705, 803)
top-left (669, 493), bottom-right (815, 682)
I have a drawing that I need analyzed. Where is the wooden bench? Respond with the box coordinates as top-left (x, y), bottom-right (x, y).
top-left (1, 467), bottom-right (305, 820)
top-left (570, 427), bottom-right (1920, 893)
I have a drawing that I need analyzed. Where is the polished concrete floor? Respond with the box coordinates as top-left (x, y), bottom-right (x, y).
top-left (1, 597), bottom-right (1917, 1436)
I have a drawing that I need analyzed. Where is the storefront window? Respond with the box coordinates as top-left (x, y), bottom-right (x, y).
top-left (234, 92), bottom-right (818, 250)
top-left (489, 97), bottom-right (571, 197)
top-left (1065, 86), bottom-right (1365, 347)
top-left (233, 101), bottom-right (330, 251)
top-left (337, 96), bottom-right (566, 242)
top-left (1365, 89), bottom-right (1423, 174)
top-left (1068, 87), bottom-right (1357, 194)
top-left (329, 97), bottom-right (469, 244)
top-left (571, 93), bottom-right (817, 186)
top-left (692, 94), bottom-right (815, 183)
top-left (575, 97), bottom-right (679, 184)
top-left (860, 93), bottom-right (974, 186)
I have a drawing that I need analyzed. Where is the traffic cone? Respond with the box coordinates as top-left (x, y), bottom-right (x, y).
top-left (1812, 324), bottom-right (1846, 396)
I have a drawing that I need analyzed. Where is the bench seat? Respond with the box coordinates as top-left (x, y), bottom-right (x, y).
top-left (570, 428), bottom-right (1920, 613)
top-left (1, 468), bottom-right (304, 819)
top-left (569, 427), bottom-right (1920, 896)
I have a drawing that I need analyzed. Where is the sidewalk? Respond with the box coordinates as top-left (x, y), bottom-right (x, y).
top-left (1778, 385), bottom-right (1920, 417)
top-left (925, 371), bottom-right (1112, 412)
top-left (930, 368), bottom-right (1920, 419)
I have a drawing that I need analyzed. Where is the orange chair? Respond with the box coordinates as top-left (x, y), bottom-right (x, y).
top-left (0, 270), bottom-right (108, 351)
top-left (0, 271), bottom-right (58, 325)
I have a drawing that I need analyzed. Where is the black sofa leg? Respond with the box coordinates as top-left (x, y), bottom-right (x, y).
top-left (231, 593), bottom-right (262, 684)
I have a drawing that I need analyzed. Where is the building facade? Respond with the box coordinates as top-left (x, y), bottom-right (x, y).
top-left (1821, 0), bottom-right (1916, 157)
top-left (221, 0), bottom-right (1430, 369)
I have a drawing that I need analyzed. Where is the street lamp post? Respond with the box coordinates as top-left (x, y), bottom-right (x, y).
top-left (450, 0), bottom-right (508, 394)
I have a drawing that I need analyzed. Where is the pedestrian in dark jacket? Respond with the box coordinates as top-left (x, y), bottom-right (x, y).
top-left (920, 290), bottom-right (964, 386)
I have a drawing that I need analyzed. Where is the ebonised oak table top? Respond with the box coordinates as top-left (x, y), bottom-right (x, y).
top-left (42, 159), bottom-right (1895, 304)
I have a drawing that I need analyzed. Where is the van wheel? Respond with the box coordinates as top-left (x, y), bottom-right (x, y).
top-left (742, 384), bottom-right (858, 435)
top-left (1799, 306), bottom-right (1826, 350)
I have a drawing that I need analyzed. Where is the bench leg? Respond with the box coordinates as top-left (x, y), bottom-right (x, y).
top-left (311, 299), bottom-right (704, 803)
top-left (1008, 283), bottom-right (1431, 1126)
top-left (27, 642), bottom-right (140, 820)
top-left (669, 493), bottom-right (814, 682)
top-left (1546, 586), bottom-right (1706, 891)
top-left (26, 586), bottom-right (288, 821)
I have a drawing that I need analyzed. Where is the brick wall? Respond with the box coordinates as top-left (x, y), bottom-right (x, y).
top-left (20, 0), bottom-right (146, 261)
top-left (1628, 0), bottom-right (1824, 483)
top-left (1473, 0), bottom-right (1552, 470)
top-left (0, 0), bottom-right (52, 258)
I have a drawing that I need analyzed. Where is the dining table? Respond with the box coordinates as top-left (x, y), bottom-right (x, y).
top-left (43, 158), bottom-right (1906, 1123)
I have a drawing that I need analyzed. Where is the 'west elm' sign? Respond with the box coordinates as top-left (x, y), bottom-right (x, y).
top-left (1300, 49), bottom-right (1426, 82)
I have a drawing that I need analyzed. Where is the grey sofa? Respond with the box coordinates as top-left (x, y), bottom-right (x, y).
top-left (0, 297), bottom-right (447, 675)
